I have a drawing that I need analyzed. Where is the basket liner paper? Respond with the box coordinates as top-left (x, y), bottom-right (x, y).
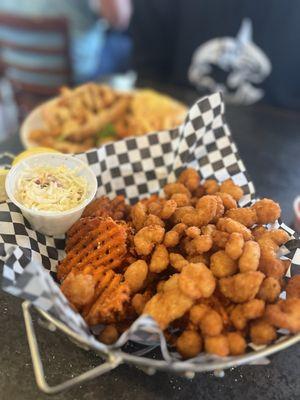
top-left (1, 93), bottom-right (300, 364)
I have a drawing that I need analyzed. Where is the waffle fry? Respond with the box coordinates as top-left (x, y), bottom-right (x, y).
top-left (82, 195), bottom-right (128, 220)
top-left (57, 217), bottom-right (128, 281)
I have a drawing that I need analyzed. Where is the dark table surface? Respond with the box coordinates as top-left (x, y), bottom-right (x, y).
top-left (1, 87), bottom-right (300, 400)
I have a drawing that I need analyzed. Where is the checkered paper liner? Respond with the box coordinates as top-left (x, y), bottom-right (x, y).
top-left (1, 92), bottom-right (300, 365)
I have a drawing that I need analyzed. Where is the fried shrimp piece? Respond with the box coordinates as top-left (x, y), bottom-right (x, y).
top-left (169, 253), bottom-right (189, 271)
top-left (219, 271), bottom-right (264, 303)
top-left (189, 304), bottom-right (211, 325)
top-left (250, 319), bottom-right (277, 345)
top-left (227, 332), bottom-right (247, 355)
top-left (204, 335), bottom-right (229, 357)
top-left (219, 179), bottom-right (244, 201)
top-left (134, 225), bottom-right (165, 255)
top-left (171, 193), bottom-right (191, 207)
top-left (201, 224), bottom-right (216, 236)
top-left (99, 325), bottom-right (119, 345)
top-left (252, 226), bottom-right (267, 240)
top-left (124, 260), bottom-right (148, 293)
top-left (225, 207), bottom-right (257, 228)
top-left (177, 195), bottom-right (218, 227)
top-left (286, 276), bottom-right (300, 299)
top-left (160, 199), bottom-right (177, 219)
top-left (185, 226), bottom-right (201, 238)
top-left (238, 241), bottom-right (260, 272)
top-left (144, 214), bottom-right (165, 227)
top-left (210, 250), bottom-right (238, 278)
top-left (214, 196), bottom-right (225, 220)
top-left (164, 182), bottom-right (191, 198)
top-left (217, 217), bottom-right (252, 241)
top-left (204, 179), bottom-right (219, 194)
top-left (230, 299), bottom-right (265, 330)
top-left (132, 291), bottom-right (153, 315)
top-left (257, 277), bottom-right (281, 303)
top-left (184, 234), bottom-right (213, 255)
top-left (178, 168), bottom-right (200, 192)
top-left (176, 330), bottom-right (202, 359)
top-left (266, 298), bottom-right (300, 333)
top-left (150, 244), bottom-right (169, 273)
top-left (252, 198), bottom-right (281, 224)
top-left (143, 287), bottom-right (194, 330)
top-left (257, 229), bottom-right (290, 279)
top-left (164, 223), bottom-right (186, 247)
top-left (199, 309), bottom-right (223, 336)
top-left (61, 271), bottom-right (96, 309)
top-left (212, 230), bottom-right (230, 248)
top-left (215, 192), bottom-right (237, 210)
top-left (131, 202), bottom-right (147, 230)
top-left (225, 232), bottom-right (244, 260)
top-left (179, 263), bottom-right (216, 299)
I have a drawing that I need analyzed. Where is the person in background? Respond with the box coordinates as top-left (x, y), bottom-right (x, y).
top-left (0, 0), bottom-right (132, 84)
top-left (130, 0), bottom-right (300, 109)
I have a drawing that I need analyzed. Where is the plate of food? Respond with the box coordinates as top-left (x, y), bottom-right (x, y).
top-left (21, 83), bottom-right (187, 153)
top-left (2, 92), bottom-right (300, 394)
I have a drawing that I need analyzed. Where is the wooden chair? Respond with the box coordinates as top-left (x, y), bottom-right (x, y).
top-left (0, 13), bottom-right (72, 119)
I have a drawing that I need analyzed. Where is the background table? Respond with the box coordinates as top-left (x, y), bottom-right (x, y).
top-left (1, 87), bottom-right (300, 400)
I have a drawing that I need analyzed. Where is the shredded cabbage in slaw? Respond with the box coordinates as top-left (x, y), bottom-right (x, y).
top-left (15, 165), bottom-right (88, 212)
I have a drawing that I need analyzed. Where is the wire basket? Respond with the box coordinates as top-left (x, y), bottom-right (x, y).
top-left (23, 301), bottom-right (300, 395)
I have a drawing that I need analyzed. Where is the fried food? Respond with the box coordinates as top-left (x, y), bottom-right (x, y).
top-left (84, 270), bottom-right (130, 325)
top-left (250, 319), bottom-right (277, 345)
top-left (266, 298), bottom-right (300, 333)
top-left (178, 168), bottom-right (200, 192)
top-left (227, 332), bottom-right (247, 355)
top-left (219, 179), bottom-right (244, 201)
top-left (230, 299), bottom-right (265, 330)
top-left (219, 271), bottom-right (264, 303)
top-left (57, 217), bottom-right (128, 281)
top-left (99, 325), bottom-right (119, 345)
top-left (210, 250), bottom-right (238, 278)
top-left (257, 277), bottom-right (281, 303)
top-left (217, 217), bottom-right (252, 241)
top-left (204, 179), bottom-right (219, 194)
top-left (134, 225), bottom-right (165, 256)
top-left (204, 335), bottom-right (229, 357)
top-left (82, 195), bottom-right (127, 220)
top-left (60, 167), bottom-right (294, 358)
top-left (169, 253), bottom-right (189, 271)
top-left (150, 244), bottom-right (169, 273)
top-left (225, 232), bottom-right (244, 260)
top-left (238, 241), bottom-right (260, 272)
top-left (29, 84), bottom-right (187, 152)
top-left (225, 207), bottom-right (257, 227)
top-left (252, 198), bottom-right (281, 225)
top-left (176, 331), bottom-right (202, 359)
top-left (199, 309), bottom-right (223, 336)
top-left (124, 260), bottom-right (148, 293)
top-left (178, 263), bottom-right (216, 299)
top-left (286, 275), bottom-right (300, 299)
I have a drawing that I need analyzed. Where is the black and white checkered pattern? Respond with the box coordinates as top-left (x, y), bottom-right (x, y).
top-left (0, 92), bottom-right (299, 363)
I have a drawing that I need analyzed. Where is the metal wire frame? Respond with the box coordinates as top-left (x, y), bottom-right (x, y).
top-left (22, 301), bottom-right (300, 395)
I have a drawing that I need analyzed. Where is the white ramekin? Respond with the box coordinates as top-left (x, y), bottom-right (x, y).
top-left (5, 153), bottom-right (97, 236)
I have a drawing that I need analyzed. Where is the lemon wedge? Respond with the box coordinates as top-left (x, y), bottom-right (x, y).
top-left (0, 169), bottom-right (8, 202)
top-left (12, 147), bottom-right (60, 166)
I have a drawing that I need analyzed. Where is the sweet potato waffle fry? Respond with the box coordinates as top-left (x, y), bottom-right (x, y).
top-left (57, 217), bottom-right (128, 281)
top-left (59, 168), bottom-right (300, 359)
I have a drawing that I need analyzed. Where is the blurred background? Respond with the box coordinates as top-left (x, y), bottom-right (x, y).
top-left (0, 0), bottom-right (299, 142)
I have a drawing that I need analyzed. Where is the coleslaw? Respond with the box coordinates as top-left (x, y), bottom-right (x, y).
top-left (15, 165), bottom-right (88, 212)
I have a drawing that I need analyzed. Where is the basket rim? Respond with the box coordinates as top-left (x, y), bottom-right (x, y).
top-left (35, 304), bottom-right (300, 374)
